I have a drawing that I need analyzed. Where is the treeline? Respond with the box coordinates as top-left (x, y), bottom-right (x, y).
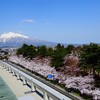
top-left (16, 43), bottom-right (74, 68)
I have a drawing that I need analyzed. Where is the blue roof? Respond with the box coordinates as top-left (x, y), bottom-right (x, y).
top-left (47, 74), bottom-right (53, 79)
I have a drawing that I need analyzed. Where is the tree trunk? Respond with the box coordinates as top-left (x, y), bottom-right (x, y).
top-left (93, 67), bottom-right (95, 75)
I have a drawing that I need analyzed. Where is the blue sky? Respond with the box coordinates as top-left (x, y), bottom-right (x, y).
top-left (0, 0), bottom-right (100, 44)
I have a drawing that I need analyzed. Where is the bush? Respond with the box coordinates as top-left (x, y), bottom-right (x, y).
top-left (79, 71), bottom-right (88, 77)
top-left (65, 87), bottom-right (71, 92)
top-left (80, 93), bottom-right (93, 99)
top-left (65, 87), bottom-right (93, 100)
top-left (65, 87), bottom-right (81, 94)
top-left (93, 74), bottom-right (100, 87)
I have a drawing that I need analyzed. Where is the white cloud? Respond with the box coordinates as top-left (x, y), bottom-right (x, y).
top-left (22, 19), bottom-right (37, 23)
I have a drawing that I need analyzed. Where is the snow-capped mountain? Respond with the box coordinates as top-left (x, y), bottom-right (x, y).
top-left (0, 32), bottom-right (57, 47)
top-left (0, 32), bottom-right (29, 42)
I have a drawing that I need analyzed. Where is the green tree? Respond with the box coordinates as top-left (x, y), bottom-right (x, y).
top-left (51, 50), bottom-right (64, 68)
top-left (26, 45), bottom-right (37, 59)
top-left (47, 47), bottom-right (54, 57)
top-left (16, 48), bottom-right (22, 55)
top-left (16, 44), bottom-right (37, 59)
top-left (65, 45), bottom-right (74, 54)
top-left (79, 43), bottom-right (100, 75)
top-left (51, 44), bottom-right (65, 68)
top-left (38, 45), bottom-right (47, 57)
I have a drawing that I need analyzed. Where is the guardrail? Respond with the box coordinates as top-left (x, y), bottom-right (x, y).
top-left (0, 60), bottom-right (80, 100)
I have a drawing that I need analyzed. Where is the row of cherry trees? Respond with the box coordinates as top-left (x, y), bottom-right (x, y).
top-left (16, 43), bottom-right (100, 76)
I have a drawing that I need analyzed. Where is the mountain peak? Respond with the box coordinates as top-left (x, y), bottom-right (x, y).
top-left (0, 32), bottom-right (29, 39)
top-left (0, 32), bottom-right (57, 47)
